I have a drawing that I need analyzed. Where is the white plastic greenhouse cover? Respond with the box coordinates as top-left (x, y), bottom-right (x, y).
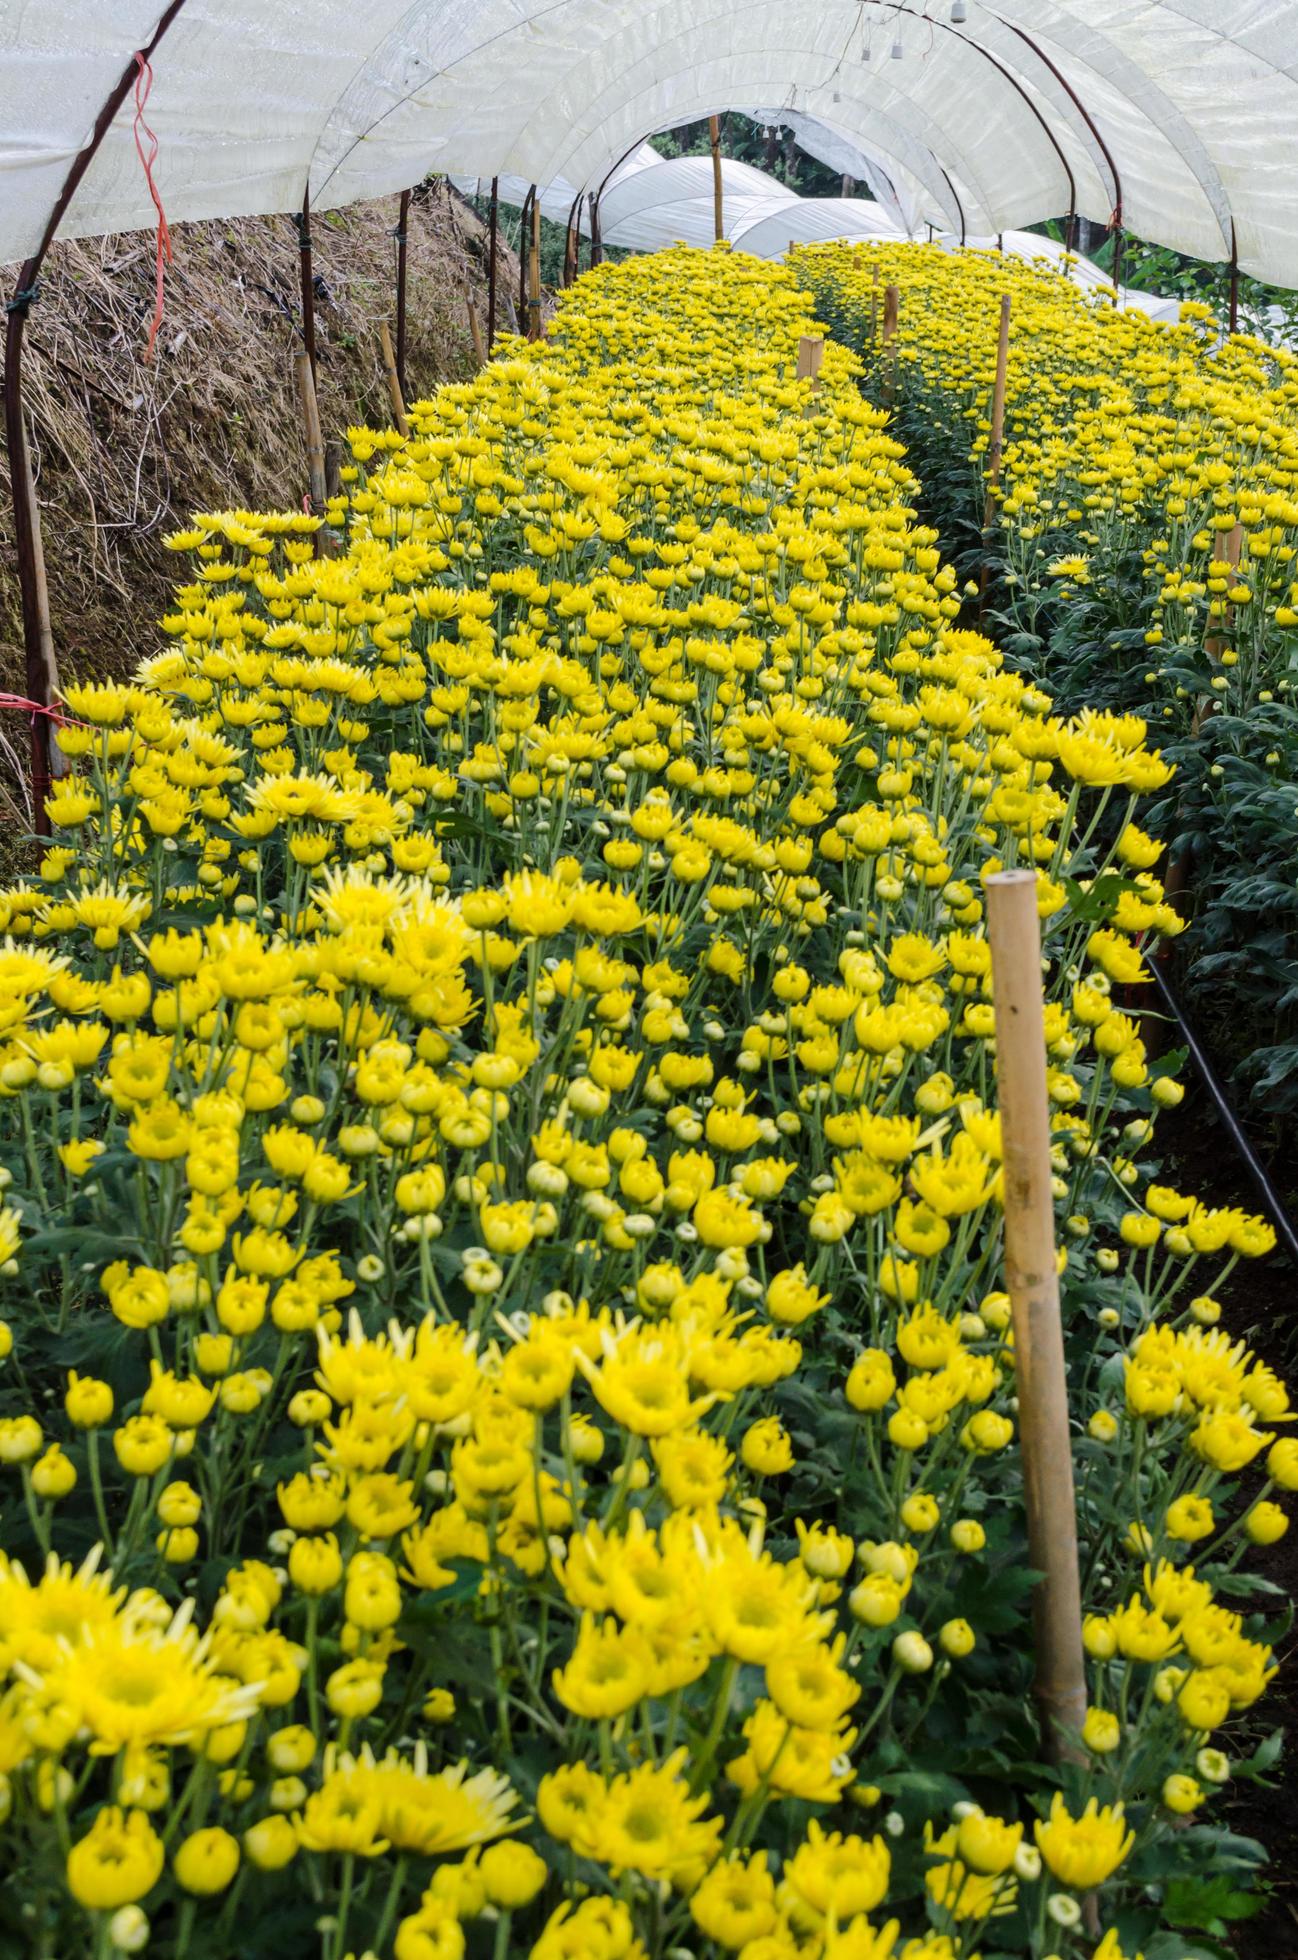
top-left (452, 150), bottom-right (797, 253)
top-left (3, 3), bottom-right (1297, 282)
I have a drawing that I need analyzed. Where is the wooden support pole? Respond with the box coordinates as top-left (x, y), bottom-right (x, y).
top-left (869, 261), bottom-right (880, 344)
top-left (295, 350), bottom-right (327, 540)
top-left (1159, 517), bottom-right (1246, 968)
top-left (797, 334), bottom-right (824, 418)
top-left (1228, 222), bottom-right (1240, 336)
top-left (528, 189), bottom-right (542, 341)
top-left (466, 297), bottom-right (486, 369)
top-left (978, 294), bottom-right (1012, 617)
top-left (2, 0), bottom-right (190, 838)
top-left (394, 187), bottom-right (411, 407)
top-left (519, 187), bottom-right (533, 329)
top-left (22, 442), bottom-right (70, 795)
top-left (1203, 520), bottom-right (1244, 675)
top-left (297, 188), bottom-right (317, 381)
top-left (983, 294), bottom-right (1012, 532)
top-left (710, 115), bottom-right (724, 242)
top-left (562, 191), bottom-right (583, 288)
top-left (378, 321), bottom-right (409, 436)
top-left (882, 282), bottom-right (900, 404)
top-left (985, 870), bottom-right (1087, 1765)
top-left (1111, 222), bottom-right (1124, 304)
top-left (486, 177), bottom-right (499, 351)
top-left (796, 335), bottom-right (823, 380)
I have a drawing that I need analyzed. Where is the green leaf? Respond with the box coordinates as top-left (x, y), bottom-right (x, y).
top-left (1164, 1872), bottom-right (1266, 1932)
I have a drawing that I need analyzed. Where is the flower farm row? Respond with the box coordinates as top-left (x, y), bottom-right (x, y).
top-left (797, 243), bottom-right (1298, 1126)
top-left (0, 247), bottom-right (1286, 1960)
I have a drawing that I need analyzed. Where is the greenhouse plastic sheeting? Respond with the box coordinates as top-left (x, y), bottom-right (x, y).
top-left (734, 197), bottom-right (906, 258)
top-left (3, 3), bottom-right (1296, 283)
top-left (452, 150), bottom-right (799, 253)
top-left (954, 232), bottom-right (1182, 318)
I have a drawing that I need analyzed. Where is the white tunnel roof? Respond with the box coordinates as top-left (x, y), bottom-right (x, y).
top-left (3, 4), bottom-right (1296, 282)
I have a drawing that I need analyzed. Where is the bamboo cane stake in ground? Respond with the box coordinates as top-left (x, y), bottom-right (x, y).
top-left (466, 297), bottom-right (486, 369)
top-left (710, 116), bottom-right (724, 242)
top-left (882, 283), bottom-right (900, 405)
top-left (394, 187), bottom-right (412, 405)
top-left (377, 321), bottom-right (409, 435)
top-left (983, 294), bottom-right (1012, 532)
top-left (528, 193), bottom-right (542, 341)
top-left (980, 295), bottom-right (1012, 617)
top-left (985, 869), bottom-right (1088, 1765)
top-left (797, 333), bottom-right (823, 418)
top-left (294, 350), bottom-right (327, 547)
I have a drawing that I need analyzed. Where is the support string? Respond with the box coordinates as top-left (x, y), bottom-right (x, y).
top-left (132, 50), bottom-right (172, 361)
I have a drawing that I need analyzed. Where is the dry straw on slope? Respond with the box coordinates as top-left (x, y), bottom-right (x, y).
top-left (0, 181), bottom-right (516, 830)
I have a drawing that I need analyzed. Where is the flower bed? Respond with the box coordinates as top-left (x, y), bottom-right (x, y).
top-left (795, 240), bottom-right (1298, 1132)
top-left (0, 247), bottom-right (1285, 1960)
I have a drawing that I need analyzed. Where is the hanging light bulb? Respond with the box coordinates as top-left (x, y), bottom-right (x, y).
top-left (891, 29), bottom-right (904, 58)
top-left (861, 28), bottom-right (872, 61)
top-left (951, 0), bottom-right (968, 21)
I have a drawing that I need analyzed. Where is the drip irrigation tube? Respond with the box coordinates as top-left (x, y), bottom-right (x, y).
top-left (1149, 959), bottom-right (1298, 1269)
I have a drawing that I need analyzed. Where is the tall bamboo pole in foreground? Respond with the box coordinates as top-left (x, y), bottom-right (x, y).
top-left (985, 870), bottom-right (1087, 1763)
top-left (710, 116), bottom-right (724, 242)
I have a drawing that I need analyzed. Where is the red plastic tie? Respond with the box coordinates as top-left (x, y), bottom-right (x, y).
top-left (0, 694), bottom-right (82, 729)
top-left (133, 51), bottom-right (172, 362)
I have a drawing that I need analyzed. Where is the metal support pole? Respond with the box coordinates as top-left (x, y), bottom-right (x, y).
top-left (3, 0), bottom-right (190, 838)
top-left (394, 187), bottom-right (411, 405)
top-left (486, 177), bottom-right (499, 351)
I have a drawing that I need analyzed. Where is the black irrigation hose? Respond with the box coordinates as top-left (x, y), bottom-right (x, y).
top-left (1150, 959), bottom-right (1298, 1269)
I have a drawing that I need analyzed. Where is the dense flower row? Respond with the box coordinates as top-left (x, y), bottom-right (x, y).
top-left (794, 240), bottom-right (1298, 1121)
top-left (0, 247), bottom-right (1284, 1959)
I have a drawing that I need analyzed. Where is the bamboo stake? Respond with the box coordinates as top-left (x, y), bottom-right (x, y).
top-left (979, 295), bottom-right (1012, 618)
top-left (796, 334), bottom-right (823, 381)
top-left (486, 177), bottom-right (499, 351)
top-left (21, 442), bottom-right (69, 788)
top-left (377, 321), bottom-right (409, 436)
top-left (294, 350), bottom-right (327, 547)
top-left (710, 115), bottom-right (724, 242)
top-left (394, 187), bottom-right (411, 406)
top-left (519, 188), bottom-right (532, 327)
top-left (868, 261), bottom-right (880, 344)
top-left (1204, 520), bottom-right (1244, 670)
top-left (466, 297), bottom-right (486, 369)
top-left (297, 190), bottom-right (317, 382)
top-left (882, 283), bottom-right (900, 405)
top-left (527, 190), bottom-right (542, 341)
top-left (985, 870), bottom-right (1087, 1766)
top-left (797, 333), bottom-right (823, 418)
top-left (983, 294), bottom-right (1012, 533)
top-left (1161, 518), bottom-right (1248, 937)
